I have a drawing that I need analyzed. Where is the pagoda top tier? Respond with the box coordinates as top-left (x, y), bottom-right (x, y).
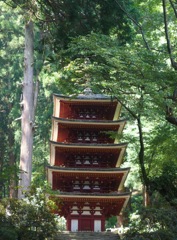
top-left (53, 91), bottom-right (121, 121)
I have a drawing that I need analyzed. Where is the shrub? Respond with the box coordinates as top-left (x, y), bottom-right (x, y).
top-left (122, 206), bottom-right (177, 240)
top-left (0, 187), bottom-right (59, 240)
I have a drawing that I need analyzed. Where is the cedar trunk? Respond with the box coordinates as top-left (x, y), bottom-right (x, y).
top-left (18, 21), bottom-right (34, 199)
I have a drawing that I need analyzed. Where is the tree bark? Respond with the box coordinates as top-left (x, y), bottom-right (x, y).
top-left (18, 21), bottom-right (34, 199)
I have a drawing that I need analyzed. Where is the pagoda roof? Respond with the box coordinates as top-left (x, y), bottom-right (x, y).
top-left (53, 88), bottom-right (116, 101)
top-left (58, 191), bottom-right (130, 196)
top-left (50, 140), bottom-right (127, 149)
top-left (48, 166), bottom-right (130, 180)
top-left (52, 116), bottom-right (127, 125)
top-left (53, 191), bottom-right (131, 205)
top-left (56, 192), bottom-right (130, 199)
top-left (48, 165), bottom-right (130, 173)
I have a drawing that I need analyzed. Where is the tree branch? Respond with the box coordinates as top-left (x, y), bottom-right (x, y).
top-left (115, 0), bottom-right (151, 50)
top-left (162, 0), bottom-right (177, 70)
top-left (115, 96), bottom-right (138, 119)
top-left (14, 116), bottom-right (22, 121)
top-left (169, 0), bottom-right (177, 18)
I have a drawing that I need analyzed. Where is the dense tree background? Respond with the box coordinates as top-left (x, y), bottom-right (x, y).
top-left (0, 0), bottom-right (177, 238)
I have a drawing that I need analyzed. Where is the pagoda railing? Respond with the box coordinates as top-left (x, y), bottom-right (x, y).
top-left (60, 161), bottom-right (116, 168)
top-left (53, 176), bottom-right (121, 193)
top-left (53, 186), bottom-right (118, 193)
top-left (67, 106), bottom-right (113, 120)
top-left (55, 153), bottom-right (118, 168)
top-left (64, 130), bottom-right (114, 144)
top-left (65, 137), bottom-right (113, 144)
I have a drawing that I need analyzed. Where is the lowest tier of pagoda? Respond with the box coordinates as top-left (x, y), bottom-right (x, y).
top-left (48, 89), bottom-right (131, 232)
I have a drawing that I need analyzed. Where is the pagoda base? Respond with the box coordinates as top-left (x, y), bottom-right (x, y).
top-left (66, 215), bottom-right (105, 232)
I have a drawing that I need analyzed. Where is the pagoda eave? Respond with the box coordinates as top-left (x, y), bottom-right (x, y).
top-left (56, 192), bottom-right (131, 199)
top-left (47, 166), bottom-right (130, 173)
top-left (50, 140), bottom-right (128, 149)
top-left (52, 116), bottom-right (127, 125)
top-left (53, 93), bottom-right (116, 101)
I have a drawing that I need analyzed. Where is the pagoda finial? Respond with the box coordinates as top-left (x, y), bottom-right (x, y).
top-left (80, 58), bottom-right (93, 96)
top-left (84, 57), bottom-right (91, 89)
top-left (83, 87), bottom-right (93, 95)
top-left (77, 58), bottom-right (110, 99)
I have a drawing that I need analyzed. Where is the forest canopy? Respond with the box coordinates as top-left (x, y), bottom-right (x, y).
top-left (0, 0), bottom-right (177, 239)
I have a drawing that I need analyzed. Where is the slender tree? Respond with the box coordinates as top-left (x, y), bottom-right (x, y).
top-left (18, 20), bottom-right (35, 198)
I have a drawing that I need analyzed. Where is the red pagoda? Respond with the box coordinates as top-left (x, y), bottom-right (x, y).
top-left (48, 88), bottom-right (130, 232)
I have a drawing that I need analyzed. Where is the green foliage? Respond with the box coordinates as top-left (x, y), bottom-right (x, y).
top-left (106, 216), bottom-right (117, 229)
top-left (1, 1), bottom-right (177, 236)
top-left (0, 1), bottom-right (24, 197)
top-left (146, 124), bottom-right (177, 174)
top-left (123, 206), bottom-right (177, 240)
top-left (149, 162), bottom-right (177, 207)
top-left (5, 0), bottom-right (135, 49)
top-left (130, 194), bottom-right (143, 213)
top-left (0, 187), bottom-right (58, 240)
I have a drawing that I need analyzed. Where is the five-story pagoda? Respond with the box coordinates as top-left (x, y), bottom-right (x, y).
top-left (48, 88), bottom-right (130, 232)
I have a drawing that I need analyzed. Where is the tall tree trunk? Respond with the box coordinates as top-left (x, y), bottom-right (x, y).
top-left (137, 116), bottom-right (151, 206)
top-left (18, 21), bottom-right (34, 199)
